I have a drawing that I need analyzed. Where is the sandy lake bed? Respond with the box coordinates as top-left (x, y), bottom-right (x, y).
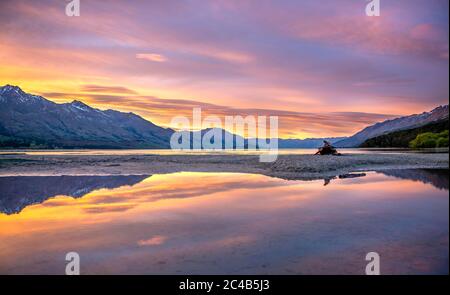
top-left (0, 152), bottom-right (448, 180)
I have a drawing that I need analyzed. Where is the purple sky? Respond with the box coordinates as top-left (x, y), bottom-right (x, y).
top-left (0, 0), bottom-right (448, 137)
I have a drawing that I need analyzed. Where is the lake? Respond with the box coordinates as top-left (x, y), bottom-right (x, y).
top-left (0, 147), bottom-right (448, 156)
top-left (0, 169), bottom-right (448, 274)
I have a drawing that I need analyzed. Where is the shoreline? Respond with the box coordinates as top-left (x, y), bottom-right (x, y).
top-left (0, 153), bottom-right (448, 180)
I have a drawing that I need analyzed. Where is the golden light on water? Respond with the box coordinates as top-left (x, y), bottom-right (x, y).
top-left (0, 171), bottom-right (447, 274)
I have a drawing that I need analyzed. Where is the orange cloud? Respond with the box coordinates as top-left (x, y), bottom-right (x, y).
top-left (36, 90), bottom-right (396, 138)
top-left (0, 0), bottom-right (447, 138)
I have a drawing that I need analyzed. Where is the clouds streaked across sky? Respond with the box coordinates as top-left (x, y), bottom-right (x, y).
top-left (0, 0), bottom-right (448, 138)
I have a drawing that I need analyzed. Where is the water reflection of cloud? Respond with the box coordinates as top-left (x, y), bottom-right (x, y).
top-left (138, 235), bottom-right (167, 246)
top-left (1, 171), bottom-right (448, 274)
top-left (86, 174), bottom-right (290, 206)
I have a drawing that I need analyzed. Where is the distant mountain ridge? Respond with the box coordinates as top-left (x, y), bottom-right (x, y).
top-left (0, 85), bottom-right (347, 149)
top-left (179, 128), bottom-right (345, 149)
top-left (3, 85), bottom-right (446, 150)
top-left (335, 105), bottom-right (449, 147)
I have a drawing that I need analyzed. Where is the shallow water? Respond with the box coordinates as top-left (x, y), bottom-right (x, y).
top-left (0, 147), bottom-right (448, 156)
top-left (0, 170), bottom-right (448, 274)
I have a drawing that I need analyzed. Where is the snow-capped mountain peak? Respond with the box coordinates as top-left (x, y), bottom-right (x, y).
top-left (0, 85), bottom-right (174, 149)
top-left (0, 85), bottom-right (45, 103)
top-left (0, 85), bottom-right (25, 96)
top-left (70, 100), bottom-right (92, 112)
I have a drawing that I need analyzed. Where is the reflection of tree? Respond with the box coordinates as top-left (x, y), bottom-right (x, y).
top-left (377, 169), bottom-right (449, 190)
top-left (0, 175), bottom-right (149, 214)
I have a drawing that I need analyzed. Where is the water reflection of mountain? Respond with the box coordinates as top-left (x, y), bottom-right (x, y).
top-left (0, 175), bottom-right (149, 215)
top-left (378, 169), bottom-right (449, 190)
top-left (1, 169), bottom-right (448, 215)
top-left (323, 173), bottom-right (367, 186)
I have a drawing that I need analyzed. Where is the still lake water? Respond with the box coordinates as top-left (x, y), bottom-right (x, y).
top-left (0, 170), bottom-right (448, 274)
top-left (1, 147), bottom-right (448, 156)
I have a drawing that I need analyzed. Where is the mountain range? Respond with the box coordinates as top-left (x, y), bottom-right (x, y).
top-left (0, 85), bottom-right (344, 149)
top-left (0, 85), bottom-right (448, 149)
top-left (0, 85), bottom-right (173, 148)
top-left (335, 105), bottom-right (449, 147)
top-left (360, 119), bottom-right (449, 148)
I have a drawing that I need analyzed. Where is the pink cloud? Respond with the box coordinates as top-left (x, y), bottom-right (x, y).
top-left (138, 235), bottom-right (167, 246)
top-left (136, 53), bottom-right (167, 62)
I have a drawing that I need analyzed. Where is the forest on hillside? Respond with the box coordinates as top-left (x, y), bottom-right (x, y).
top-left (360, 119), bottom-right (449, 148)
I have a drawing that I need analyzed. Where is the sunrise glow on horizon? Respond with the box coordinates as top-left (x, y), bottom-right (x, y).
top-left (0, 0), bottom-right (448, 138)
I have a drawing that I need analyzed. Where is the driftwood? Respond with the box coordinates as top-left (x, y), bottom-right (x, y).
top-left (315, 141), bottom-right (341, 156)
